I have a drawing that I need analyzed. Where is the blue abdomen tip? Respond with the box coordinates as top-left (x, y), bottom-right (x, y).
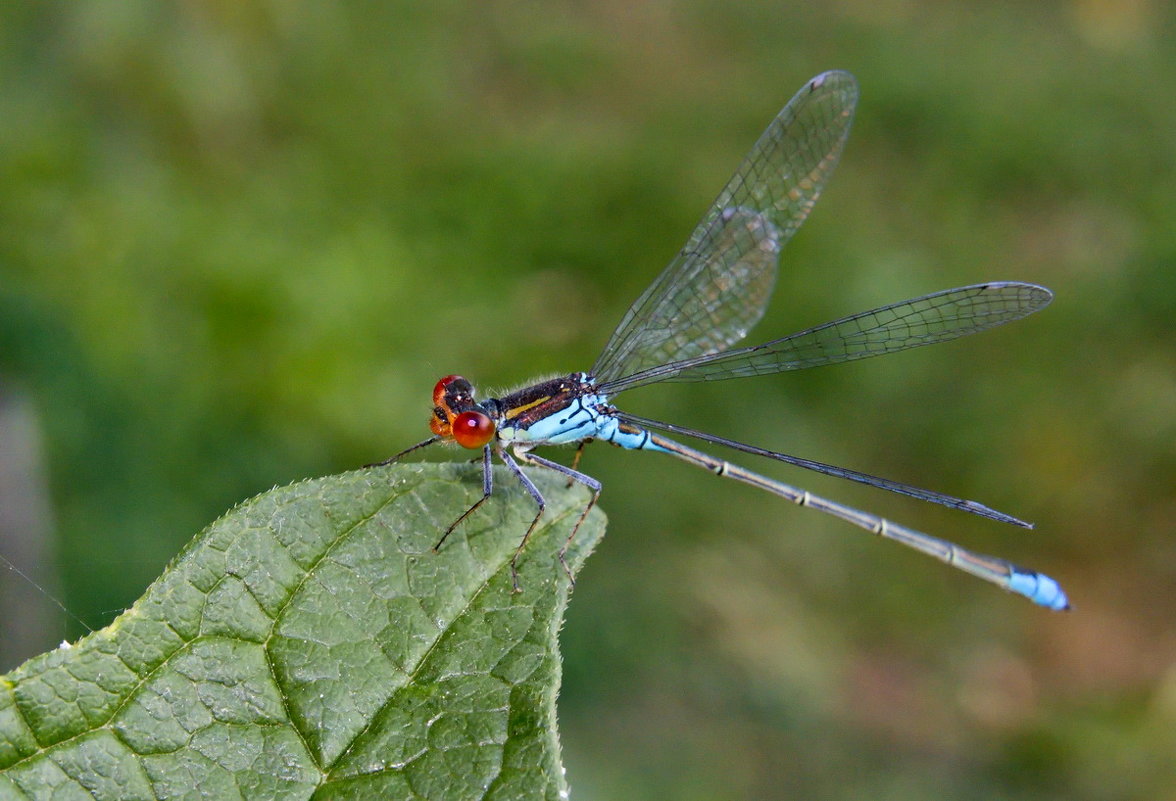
top-left (1010, 570), bottom-right (1070, 611)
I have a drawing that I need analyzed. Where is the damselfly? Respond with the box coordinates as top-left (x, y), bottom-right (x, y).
top-left (382, 70), bottom-right (1069, 610)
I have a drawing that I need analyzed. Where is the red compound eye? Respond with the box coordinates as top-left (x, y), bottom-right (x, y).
top-left (433, 375), bottom-right (463, 406)
top-left (451, 410), bottom-right (495, 449)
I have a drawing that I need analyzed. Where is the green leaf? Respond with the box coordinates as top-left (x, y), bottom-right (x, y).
top-left (0, 462), bottom-right (604, 800)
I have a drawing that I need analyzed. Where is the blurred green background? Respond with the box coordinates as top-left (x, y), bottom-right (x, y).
top-left (1, 2), bottom-right (1173, 798)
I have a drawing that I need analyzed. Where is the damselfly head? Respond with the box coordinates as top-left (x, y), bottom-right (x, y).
top-left (430, 375), bottom-right (496, 447)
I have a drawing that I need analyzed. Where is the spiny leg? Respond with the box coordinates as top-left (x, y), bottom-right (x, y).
top-left (435, 444), bottom-right (494, 550)
top-left (517, 451), bottom-right (602, 586)
top-left (366, 435), bottom-right (441, 468)
top-left (566, 439), bottom-right (591, 487)
top-left (499, 450), bottom-right (548, 592)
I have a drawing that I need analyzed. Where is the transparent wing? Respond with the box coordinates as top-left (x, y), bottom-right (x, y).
top-left (590, 71), bottom-right (859, 385)
top-left (598, 283), bottom-right (1052, 395)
